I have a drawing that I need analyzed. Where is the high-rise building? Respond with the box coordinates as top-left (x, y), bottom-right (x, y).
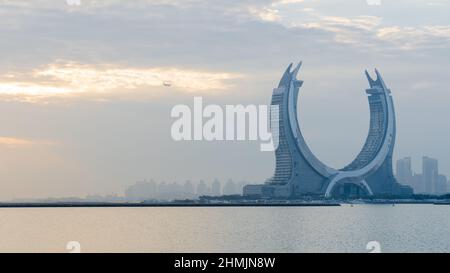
top-left (158, 181), bottom-right (168, 199)
top-left (168, 182), bottom-right (184, 199)
top-left (423, 156), bottom-right (439, 194)
top-left (223, 179), bottom-right (237, 195)
top-left (393, 157), bottom-right (448, 195)
top-left (211, 179), bottom-right (221, 196)
top-left (183, 180), bottom-right (195, 198)
top-left (396, 157), bottom-right (413, 186)
top-left (412, 174), bottom-right (424, 194)
top-left (196, 180), bottom-right (208, 196)
top-left (236, 181), bottom-right (247, 195)
top-left (244, 62), bottom-right (412, 198)
top-left (125, 179), bottom-right (157, 201)
top-left (437, 175), bottom-right (448, 195)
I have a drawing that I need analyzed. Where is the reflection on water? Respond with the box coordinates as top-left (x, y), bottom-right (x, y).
top-left (0, 204), bottom-right (449, 252)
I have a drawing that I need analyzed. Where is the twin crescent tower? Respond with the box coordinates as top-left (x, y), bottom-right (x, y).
top-left (244, 62), bottom-right (413, 198)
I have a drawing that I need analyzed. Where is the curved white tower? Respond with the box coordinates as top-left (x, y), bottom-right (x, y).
top-left (252, 62), bottom-right (413, 198)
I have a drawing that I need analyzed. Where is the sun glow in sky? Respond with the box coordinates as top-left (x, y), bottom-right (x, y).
top-left (0, 62), bottom-right (242, 102)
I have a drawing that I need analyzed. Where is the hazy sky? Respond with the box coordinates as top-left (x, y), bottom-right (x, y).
top-left (0, 0), bottom-right (449, 199)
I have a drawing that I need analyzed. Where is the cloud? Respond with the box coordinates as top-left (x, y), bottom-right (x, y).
top-left (426, 0), bottom-right (450, 7)
top-left (245, 0), bottom-right (450, 51)
top-left (248, 7), bottom-right (281, 22)
top-left (0, 137), bottom-right (33, 146)
top-left (0, 61), bottom-right (243, 102)
top-left (0, 137), bottom-right (54, 148)
top-left (376, 26), bottom-right (450, 50)
top-left (299, 14), bottom-right (382, 45)
top-left (274, 0), bottom-right (305, 4)
top-left (246, 2), bottom-right (383, 46)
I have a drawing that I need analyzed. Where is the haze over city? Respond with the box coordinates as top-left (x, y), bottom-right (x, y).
top-left (0, 0), bottom-right (449, 200)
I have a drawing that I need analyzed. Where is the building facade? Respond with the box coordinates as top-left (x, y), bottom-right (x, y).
top-left (244, 62), bottom-right (412, 198)
top-left (396, 157), bottom-right (413, 186)
top-left (423, 156), bottom-right (439, 194)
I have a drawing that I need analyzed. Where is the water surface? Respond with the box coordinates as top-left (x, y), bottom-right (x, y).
top-left (0, 204), bottom-right (449, 252)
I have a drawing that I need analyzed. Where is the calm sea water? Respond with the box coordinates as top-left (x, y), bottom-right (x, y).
top-left (0, 204), bottom-right (449, 253)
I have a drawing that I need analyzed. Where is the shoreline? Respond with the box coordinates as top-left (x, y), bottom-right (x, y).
top-left (0, 200), bottom-right (448, 208)
top-left (0, 202), bottom-right (341, 208)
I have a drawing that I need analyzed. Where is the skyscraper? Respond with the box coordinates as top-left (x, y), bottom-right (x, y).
top-left (423, 156), bottom-right (438, 194)
top-left (125, 179), bottom-right (157, 201)
top-left (196, 180), bottom-right (208, 196)
top-left (437, 175), bottom-right (448, 195)
top-left (412, 174), bottom-right (424, 194)
top-left (393, 157), bottom-right (448, 195)
top-left (183, 180), bottom-right (195, 198)
top-left (244, 62), bottom-right (412, 198)
top-left (211, 179), bottom-right (222, 196)
top-left (223, 179), bottom-right (237, 195)
top-left (396, 157), bottom-right (413, 186)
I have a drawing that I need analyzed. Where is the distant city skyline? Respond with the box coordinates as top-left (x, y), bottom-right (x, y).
top-left (125, 179), bottom-right (250, 201)
top-left (9, 178), bottom-right (253, 203)
top-left (396, 156), bottom-right (448, 195)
